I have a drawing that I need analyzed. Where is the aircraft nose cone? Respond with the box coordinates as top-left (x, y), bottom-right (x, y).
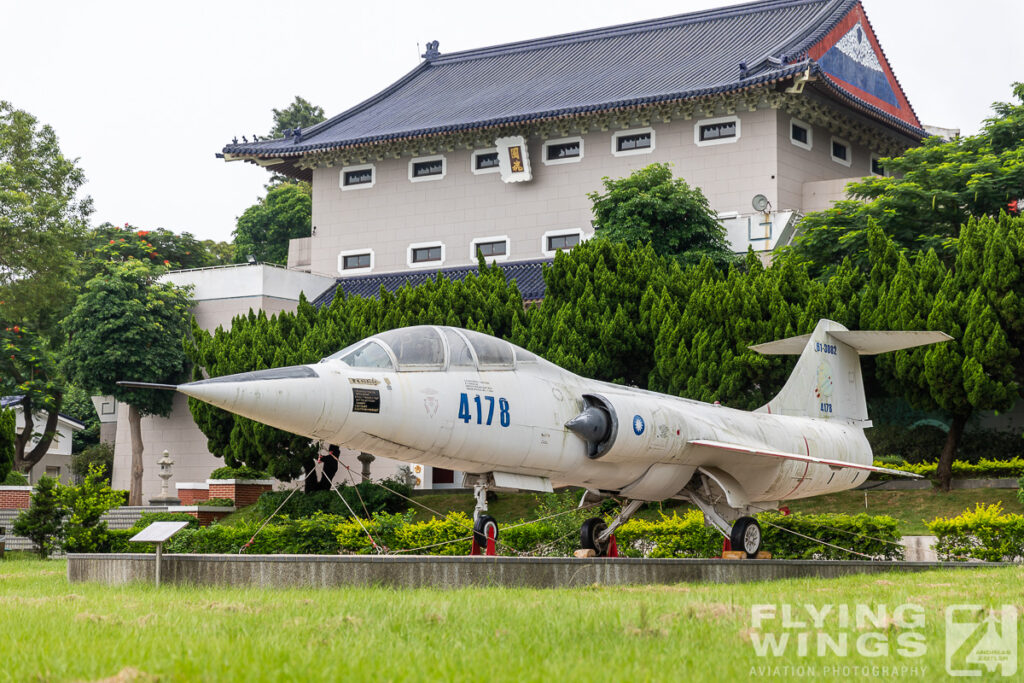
top-left (566, 406), bottom-right (610, 443)
top-left (178, 364), bottom-right (341, 439)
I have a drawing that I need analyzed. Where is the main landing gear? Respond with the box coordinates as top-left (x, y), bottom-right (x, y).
top-left (728, 516), bottom-right (763, 558)
top-left (687, 484), bottom-right (764, 558)
top-left (579, 497), bottom-right (644, 557)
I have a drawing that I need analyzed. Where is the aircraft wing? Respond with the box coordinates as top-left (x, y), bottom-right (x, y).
top-left (688, 439), bottom-right (924, 479)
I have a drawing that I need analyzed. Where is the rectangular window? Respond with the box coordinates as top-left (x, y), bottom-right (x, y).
top-left (343, 168), bottom-right (373, 186)
top-left (412, 160), bottom-right (443, 177)
top-left (616, 133), bottom-right (651, 152)
top-left (831, 136), bottom-right (852, 167)
top-left (792, 124), bottom-right (808, 145)
top-left (546, 141), bottom-right (580, 161)
top-left (475, 152), bottom-right (499, 170)
top-left (412, 246), bottom-right (442, 263)
top-left (547, 233), bottom-right (580, 251)
top-left (475, 240), bottom-right (507, 257)
top-left (871, 156), bottom-right (885, 176)
top-left (343, 253), bottom-right (372, 270)
top-left (699, 122), bottom-right (736, 142)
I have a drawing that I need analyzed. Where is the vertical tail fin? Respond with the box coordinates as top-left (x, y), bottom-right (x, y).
top-left (749, 320), bottom-right (951, 423)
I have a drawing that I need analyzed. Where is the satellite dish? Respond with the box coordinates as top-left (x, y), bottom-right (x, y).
top-left (751, 194), bottom-right (770, 212)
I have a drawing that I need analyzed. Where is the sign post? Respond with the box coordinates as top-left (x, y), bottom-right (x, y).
top-left (129, 521), bottom-right (189, 587)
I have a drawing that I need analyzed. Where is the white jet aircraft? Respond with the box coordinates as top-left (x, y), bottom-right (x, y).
top-left (123, 319), bottom-right (947, 557)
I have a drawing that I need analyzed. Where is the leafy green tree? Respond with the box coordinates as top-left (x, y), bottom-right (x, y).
top-left (588, 163), bottom-right (733, 267)
top-left (71, 442), bottom-right (113, 484)
top-left (62, 260), bottom-right (193, 505)
top-left (232, 182), bottom-right (312, 264)
top-left (864, 218), bottom-right (1022, 490)
top-left (61, 463), bottom-right (122, 552)
top-left (0, 101), bottom-right (92, 337)
top-left (0, 323), bottom-right (63, 473)
top-left (792, 83), bottom-right (1024, 276)
top-left (0, 407), bottom-right (14, 482)
top-left (81, 223), bottom-right (227, 273)
top-left (269, 96), bottom-right (326, 138)
top-left (12, 476), bottom-right (63, 558)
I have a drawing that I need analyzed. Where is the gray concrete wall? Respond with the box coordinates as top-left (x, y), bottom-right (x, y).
top-left (307, 110), bottom-right (784, 276)
top-left (68, 554), bottom-right (1003, 589)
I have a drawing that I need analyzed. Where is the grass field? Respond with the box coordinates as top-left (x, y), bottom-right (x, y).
top-left (405, 487), bottom-right (1024, 535)
top-left (2, 556), bottom-right (1021, 681)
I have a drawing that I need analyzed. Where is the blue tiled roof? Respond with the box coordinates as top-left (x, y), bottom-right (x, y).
top-left (224, 0), bottom-right (919, 162)
top-left (1, 395), bottom-right (23, 409)
top-left (312, 259), bottom-right (551, 308)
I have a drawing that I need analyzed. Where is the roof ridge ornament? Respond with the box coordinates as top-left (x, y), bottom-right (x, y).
top-left (422, 40), bottom-right (440, 61)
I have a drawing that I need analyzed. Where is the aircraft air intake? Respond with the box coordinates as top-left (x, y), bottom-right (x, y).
top-left (565, 405), bottom-right (612, 458)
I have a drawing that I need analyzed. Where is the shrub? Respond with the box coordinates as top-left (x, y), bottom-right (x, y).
top-left (61, 463), bottom-right (124, 553)
top-left (131, 512), bottom-right (200, 530)
top-left (11, 476), bottom-right (63, 558)
top-left (209, 465), bottom-right (269, 480)
top-left (71, 442), bottom-right (113, 483)
top-left (3, 470), bottom-right (28, 485)
top-left (254, 478), bottom-right (413, 520)
top-left (757, 512), bottom-right (903, 560)
top-left (203, 498), bottom-right (234, 507)
top-left (927, 503), bottom-right (1024, 562)
top-left (617, 510), bottom-right (720, 558)
top-left (871, 457), bottom-right (1024, 481)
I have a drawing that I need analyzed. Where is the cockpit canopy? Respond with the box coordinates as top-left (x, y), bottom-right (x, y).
top-left (322, 326), bottom-right (539, 372)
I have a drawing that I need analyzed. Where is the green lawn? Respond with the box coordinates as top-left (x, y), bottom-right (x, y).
top-left (2, 557), bottom-right (1021, 681)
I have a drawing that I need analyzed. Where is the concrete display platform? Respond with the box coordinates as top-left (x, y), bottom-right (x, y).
top-left (67, 554), bottom-right (1004, 589)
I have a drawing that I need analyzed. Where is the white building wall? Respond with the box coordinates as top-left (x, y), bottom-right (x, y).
top-left (307, 109), bottom-right (786, 277)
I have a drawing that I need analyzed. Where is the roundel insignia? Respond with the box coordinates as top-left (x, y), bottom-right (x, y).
top-left (632, 415), bottom-right (645, 436)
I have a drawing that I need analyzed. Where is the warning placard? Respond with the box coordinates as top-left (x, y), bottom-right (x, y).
top-left (352, 388), bottom-right (380, 414)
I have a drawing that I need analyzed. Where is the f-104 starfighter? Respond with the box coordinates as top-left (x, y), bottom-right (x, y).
top-left (123, 319), bottom-right (948, 557)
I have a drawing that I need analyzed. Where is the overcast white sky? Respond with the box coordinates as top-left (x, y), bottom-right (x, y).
top-left (2, 0), bottom-right (1021, 243)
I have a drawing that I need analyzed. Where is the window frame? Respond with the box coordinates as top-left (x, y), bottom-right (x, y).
top-left (470, 148), bottom-right (501, 175)
top-left (340, 163), bottom-right (376, 191)
top-left (407, 241), bottom-right (446, 268)
top-left (611, 127), bottom-right (655, 157)
top-left (694, 115), bottom-right (741, 147)
top-left (830, 136), bottom-right (852, 167)
top-left (542, 136), bottom-right (584, 166)
top-left (337, 248), bottom-right (375, 274)
top-left (541, 228), bottom-right (584, 257)
top-left (789, 118), bottom-right (813, 151)
top-left (469, 235), bottom-right (510, 262)
top-left (408, 154), bottom-right (447, 183)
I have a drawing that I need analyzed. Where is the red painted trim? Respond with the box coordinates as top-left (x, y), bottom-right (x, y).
top-left (808, 3), bottom-right (920, 128)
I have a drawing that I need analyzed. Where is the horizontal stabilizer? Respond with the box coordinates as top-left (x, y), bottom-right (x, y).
top-left (749, 330), bottom-right (951, 356)
top-left (688, 439), bottom-right (923, 478)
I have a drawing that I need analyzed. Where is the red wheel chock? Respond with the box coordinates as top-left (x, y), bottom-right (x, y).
top-left (607, 534), bottom-right (619, 558)
top-left (470, 526), bottom-right (498, 556)
top-left (721, 537), bottom-right (732, 557)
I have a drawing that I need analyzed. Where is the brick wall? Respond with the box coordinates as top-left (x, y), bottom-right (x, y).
top-left (176, 484), bottom-right (209, 506)
top-left (0, 487), bottom-right (32, 510)
top-left (207, 480), bottom-right (273, 508)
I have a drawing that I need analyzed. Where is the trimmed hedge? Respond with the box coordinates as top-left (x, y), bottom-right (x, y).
top-left (253, 479), bottom-right (413, 520)
top-left (203, 498), bottom-right (234, 507)
top-left (149, 508), bottom-right (902, 559)
top-left (871, 457), bottom-right (1024, 481)
top-left (208, 465), bottom-right (269, 480)
top-left (615, 510), bottom-right (902, 560)
top-left (927, 503), bottom-right (1024, 562)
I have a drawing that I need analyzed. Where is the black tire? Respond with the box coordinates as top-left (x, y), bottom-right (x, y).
top-left (730, 517), bottom-right (762, 558)
top-left (473, 514), bottom-right (499, 548)
top-left (580, 517), bottom-right (609, 557)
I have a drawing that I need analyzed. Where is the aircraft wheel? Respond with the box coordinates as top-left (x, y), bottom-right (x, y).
top-left (730, 517), bottom-right (762, 558)
top-left (580, 517), bottom-right (609, 556)
top-left (473, 514), bottom-right (499, 548)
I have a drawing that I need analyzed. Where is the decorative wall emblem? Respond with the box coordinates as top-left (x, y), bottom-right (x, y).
top-left (495, 135), bottom-right (532, 183)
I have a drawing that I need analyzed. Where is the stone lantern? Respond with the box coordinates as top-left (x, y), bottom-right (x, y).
top-left (149, 449), bottom-right (181, 506)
